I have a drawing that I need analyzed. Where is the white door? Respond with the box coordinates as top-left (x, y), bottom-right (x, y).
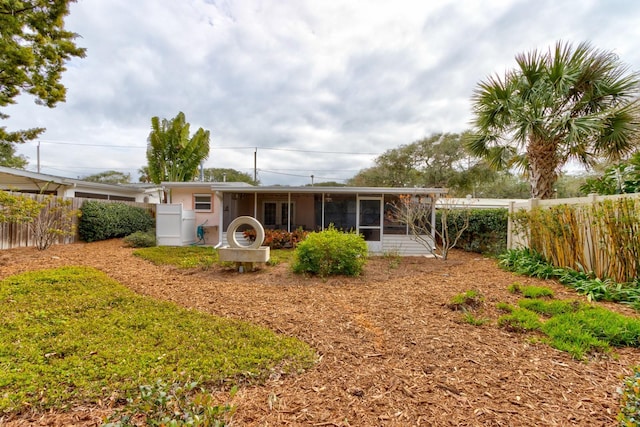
top-left (358, 197), bottom-right (382, 253)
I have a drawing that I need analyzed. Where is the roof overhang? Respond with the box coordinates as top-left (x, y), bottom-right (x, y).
top-left (213, 185), bottom-right (448, 195)
top-left (0, 166), bottom-right (159, 195)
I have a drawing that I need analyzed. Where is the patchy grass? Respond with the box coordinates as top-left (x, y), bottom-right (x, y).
top-left (0, 267), bottom-right (316, 415)
top-left (498, 294), bottom-right (640, 359)
top-left (460, 312), bottom-right (489, 326)
top-left (133, 246), bottom-right (296, 269)
top-left (448, 289), bottom-right (484, 312)
top-left (134, 245), bottom-right (218, 269)
top-left (508, 282), bottom-right (554, 298)
top-left (268, 249), bottom-right (296, 266)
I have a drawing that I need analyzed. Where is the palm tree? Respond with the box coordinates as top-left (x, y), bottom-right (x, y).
top-left (146, 112), bottom-right (210, 184)
top-left (466, 41), bottom-right (640, 199)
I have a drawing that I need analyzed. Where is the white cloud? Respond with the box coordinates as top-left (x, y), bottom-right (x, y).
top-left (5, 0), bottom-right (640, 185)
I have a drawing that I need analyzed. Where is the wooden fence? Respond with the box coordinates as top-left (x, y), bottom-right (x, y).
top-left (0, 192), bottom-right (156, 250)
top-left (507, 192), bottom-right (640, 282)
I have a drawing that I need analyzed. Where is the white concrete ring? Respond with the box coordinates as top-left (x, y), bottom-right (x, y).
top-left (227, 216), bottom-right (265, 249)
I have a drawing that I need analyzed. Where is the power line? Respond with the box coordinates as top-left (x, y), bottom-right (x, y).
top-left (32, 140), bottom-right (382, 156)
top-left (38, 140), bottom-right (146, 149)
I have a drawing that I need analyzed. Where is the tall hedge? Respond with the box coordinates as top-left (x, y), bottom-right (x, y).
top-left (439, 208), bottom-right (508, 255)
top-left (79, 201), bottom-right (155, 242)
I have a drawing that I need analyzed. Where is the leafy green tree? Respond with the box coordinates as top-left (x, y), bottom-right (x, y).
top-left (201, 168), bottom-right (258, 185)
top-left (0, 190), bottom-right (43, 223)
top-left (473, 171), bottom-right (531, 199)
top-left (146, 112), bottom-right (210, 184)
top-left (580, 152), bottom-right (640, 195)
top-left (308, 181), bottom-right (346, 187)
top-left (82, 170), bottom-right (131, 184)
top-left (138, 166), bottom-right (151, 183)
top-left (466, 41), bottom-right (640, 199)
top-left (348, 132), bottom-right (498, 196)
top-left (0, 143), bottom-right (28, 168)
top-left (1, 1), bottom-right (86, 151)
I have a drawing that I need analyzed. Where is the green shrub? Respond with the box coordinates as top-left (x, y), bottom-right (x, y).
top-left (79, 201), bottom-right (154, 242)
top-left (438, 208), bottom-right (507, 255)
top-left (124, 231), bottom-right (157, 248)
top-left (292, 226), bottom-right (367, 277)
top-left (618, 368), bottom-right (640, 426)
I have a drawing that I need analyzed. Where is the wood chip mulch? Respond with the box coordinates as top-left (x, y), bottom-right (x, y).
top-left (1, 239), bottom-right (638, 426)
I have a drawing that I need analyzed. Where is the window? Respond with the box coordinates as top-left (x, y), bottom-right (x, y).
top-left (194, 194), bottom-right (212, 211)
top-left (383, 195), bottom-right (408, 235)
top-left (263, 201), bottom-right (294, 228)
top-left (264, 202), bottom-right (277, 225)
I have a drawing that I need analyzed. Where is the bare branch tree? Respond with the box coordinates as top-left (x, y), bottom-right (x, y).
top-left (390, 195), bottom-right (471, 260)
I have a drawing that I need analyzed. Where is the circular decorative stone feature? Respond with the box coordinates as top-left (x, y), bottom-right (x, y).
top-left (226, 216), bottom-right (265, 249)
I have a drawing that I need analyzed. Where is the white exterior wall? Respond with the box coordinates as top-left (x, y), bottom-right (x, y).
top-left (170, 187), bottom-right (220, 224)
top-left (381, 235), bottom-right (434, 256)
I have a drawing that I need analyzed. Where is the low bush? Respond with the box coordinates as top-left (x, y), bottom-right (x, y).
top-left (243, 228), bottom-right (309, 249)
top-left (123, 231), bottom-right (157, 248)
top-left (79, 201), bottom-right (154, 242)
top-left (499, 249), bottom-right (640, 307)
top-left (292, 226), bottom-right (367, 277)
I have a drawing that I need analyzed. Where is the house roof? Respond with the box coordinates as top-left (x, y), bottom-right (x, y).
top-left (161, 181), bottom-right (254, 189)
top-left (0, 166), bottom-right (159, 194)
top-left (210, 184), bottom-right (448, 195)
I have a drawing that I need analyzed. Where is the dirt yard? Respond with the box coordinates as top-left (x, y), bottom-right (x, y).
top-left (1, 239), bottom-right (638, 426)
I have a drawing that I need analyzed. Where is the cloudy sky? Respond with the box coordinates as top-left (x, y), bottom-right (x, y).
top-left (5, 0), bottom-right (640, 185)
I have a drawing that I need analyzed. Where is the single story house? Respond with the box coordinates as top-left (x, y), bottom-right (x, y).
top-left (157, 181), bottom-right (448, 255)
top-left (0, 166), bottom-right (162, 203)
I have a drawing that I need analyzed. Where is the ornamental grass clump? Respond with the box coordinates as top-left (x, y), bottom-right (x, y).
top-left (292, 226), bottom-right (368, 277)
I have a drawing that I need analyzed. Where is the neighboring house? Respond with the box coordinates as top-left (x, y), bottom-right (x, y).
top-left (436, 197), bottom-right (527, 209)
top-left (158, 181), bottom-right (448, 255)
top-left (0, 166), bottom-right (162, 203)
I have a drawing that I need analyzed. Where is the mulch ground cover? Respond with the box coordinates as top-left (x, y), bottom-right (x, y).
top-left (1, 239), bottom-right (638, 426)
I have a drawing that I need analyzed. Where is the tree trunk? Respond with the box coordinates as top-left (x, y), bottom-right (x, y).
top-left (527, 136), bottom-right (558, 199)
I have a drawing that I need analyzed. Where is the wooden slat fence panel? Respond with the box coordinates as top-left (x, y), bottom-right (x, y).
top-left (507, 192), bottom-right (640, 282)
top-left (0, 192), bottom-right (156, 250)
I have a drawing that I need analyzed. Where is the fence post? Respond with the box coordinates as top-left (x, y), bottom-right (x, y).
top-left (507, 201), bottom-right (515, 250)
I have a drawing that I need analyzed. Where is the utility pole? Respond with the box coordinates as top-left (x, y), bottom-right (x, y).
top-left (310, 174), bottom-right (314, 186)
top-left (254, 148), bottom-right (257, 183)
top-left (37, 141), bottom-right (41, 173)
